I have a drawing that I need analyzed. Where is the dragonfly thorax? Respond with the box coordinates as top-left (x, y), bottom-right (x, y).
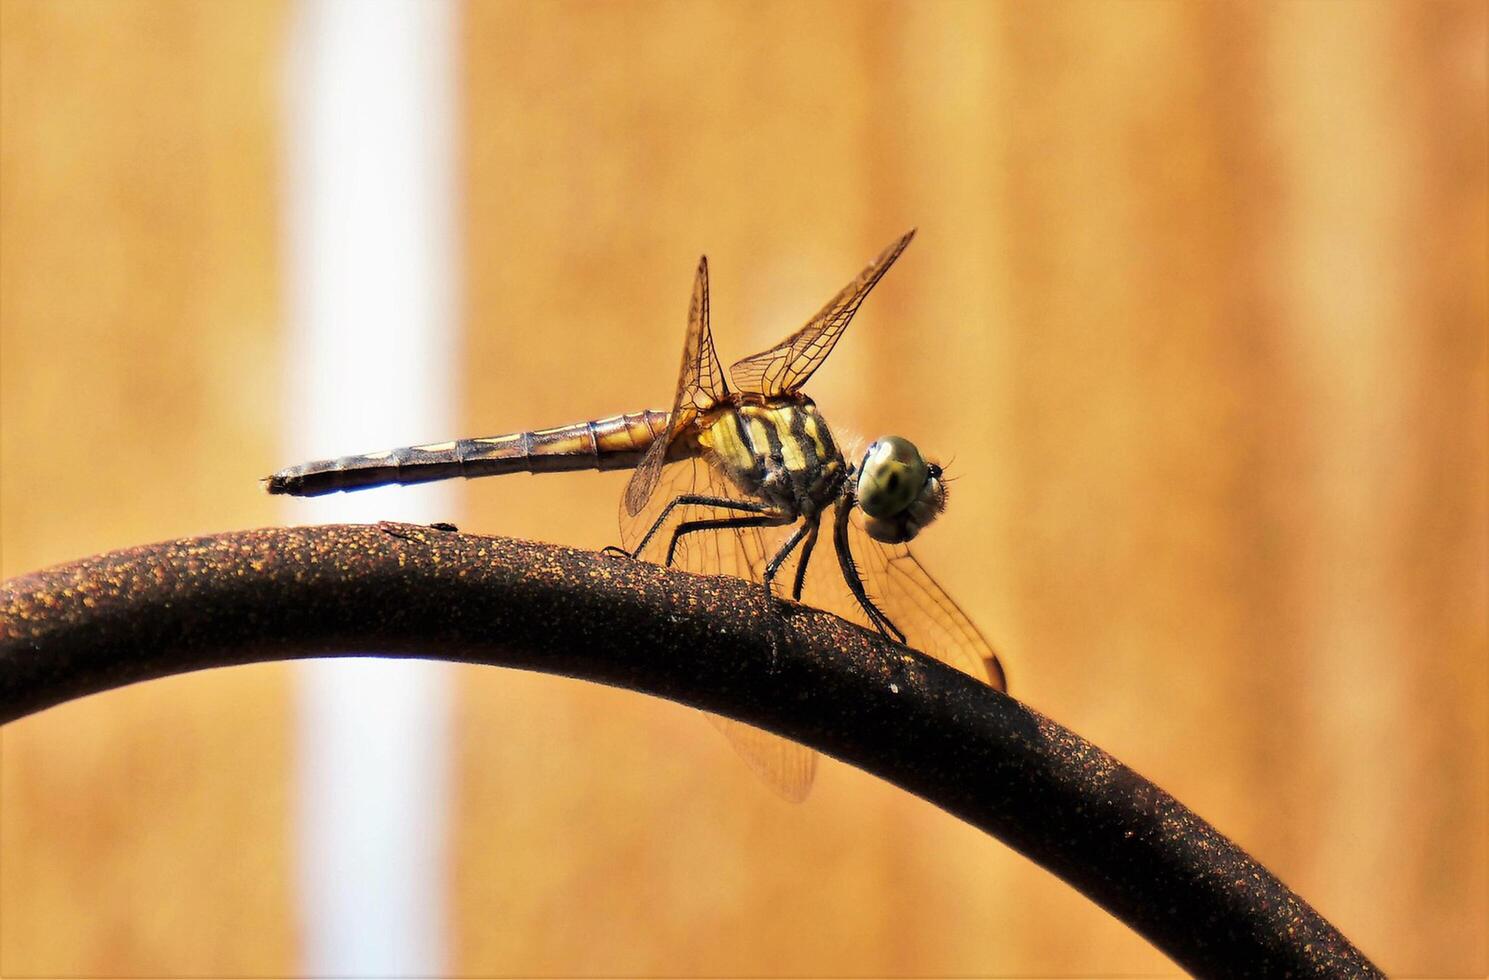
top-left (697, 396), bottom-right (847, 519)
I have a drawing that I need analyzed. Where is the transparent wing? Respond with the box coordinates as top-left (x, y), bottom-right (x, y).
top-left (728, 230), bottom-right (916, 397)
top-left (619, 452), bottom-right (818, 802)
top-left (789, 503), bottom-right (1007, 692)
top-left (623, 255), bottom-right (729, 518)
top-left (614, 256), bottom-right (813, 799)
top-left (704, 715), bottom-right (816, 803)
top-left (620, 454), bottom-right (774, 579)
top-left (855, 528), bottom-right (1008, 691)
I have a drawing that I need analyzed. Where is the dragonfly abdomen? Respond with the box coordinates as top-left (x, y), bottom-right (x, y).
top-left (264, 410), bottom-right (670, 497)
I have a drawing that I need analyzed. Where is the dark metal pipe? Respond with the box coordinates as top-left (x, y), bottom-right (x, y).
top-left (0, 523), bottom-right (1381, 977)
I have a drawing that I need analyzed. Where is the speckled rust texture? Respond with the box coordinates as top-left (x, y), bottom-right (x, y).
top-left (0, 524), bottom-right (1381, 977)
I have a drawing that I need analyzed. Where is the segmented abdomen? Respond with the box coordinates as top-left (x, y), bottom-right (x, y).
top-left (264, 410), bottom-right (671, 497)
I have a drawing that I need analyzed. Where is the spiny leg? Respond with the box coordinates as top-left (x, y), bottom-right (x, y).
top-left (762, 519), bottom-right (814, 596)
top-left (665, 511), bottom-right (791, 570)
top-left (613, 492), bottom-right (778, 560)
top-left (789, 518), bottom-right (820, 601)
top-left (832, 499), bottom-right (906, 643)
top-left (837, 545), bottom-right (904, 641)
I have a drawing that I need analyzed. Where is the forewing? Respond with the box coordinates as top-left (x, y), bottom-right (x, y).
top-left (853, 522), bottom-right (1007, 690)
top-left (623, 256), bottom-right (729, 518)
top-left (790, 509), bottom-right (1006, 691)
top-left (728, 230), bottom-right (916, 396)
top-left (674, 254), bottom-right (731, 411)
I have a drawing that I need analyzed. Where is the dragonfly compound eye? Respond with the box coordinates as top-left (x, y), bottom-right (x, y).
top-left (858, 435), bottom-right (929, 520)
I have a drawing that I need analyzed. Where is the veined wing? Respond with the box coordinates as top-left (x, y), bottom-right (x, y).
top-left (620, 453), bottom-right (773, 579)
top-left (619, 451), bottom-right (817, 802)
top-left (615, 254), bottom-right (810, 800)
top-left (728, 230), bottom-right (916, 397)
top-left (705, 714), bottom-right (816, 803)
top-left (792, 504), bottom-right (1007, 692)
top-left (855, 526), bottom-right (1007, 691)
top-left (623, 255), bottom-right (729, 518)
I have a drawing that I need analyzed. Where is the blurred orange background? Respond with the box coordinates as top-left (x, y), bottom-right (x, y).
top-left (2, 1), bottom-right (1485, 976)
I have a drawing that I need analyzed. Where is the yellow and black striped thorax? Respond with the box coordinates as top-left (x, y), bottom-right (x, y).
top-left (698, 397), bottom-right (843, 494)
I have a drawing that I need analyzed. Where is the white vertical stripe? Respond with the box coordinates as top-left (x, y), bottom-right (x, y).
top-left (281, 1), bottom-right (459, 975)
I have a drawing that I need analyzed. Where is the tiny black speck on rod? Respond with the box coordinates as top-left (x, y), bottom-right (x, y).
top-left (0, 524), bottom-right (1382, 978)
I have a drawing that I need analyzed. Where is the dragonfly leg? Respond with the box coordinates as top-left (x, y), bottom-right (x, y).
top-left (762, 519), bottom-right (815, 595)
top-left (665, 512), bottom-right (791, 569)
top-left (784, 518), bottom-right (820, 601)
top-left (832, 499), bottom-right (906, 643)
top-left (628, 493), bottom-right (777, 559)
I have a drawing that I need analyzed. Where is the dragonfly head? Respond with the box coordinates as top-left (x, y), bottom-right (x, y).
top-left (855, 436), bottom-right (947, 544)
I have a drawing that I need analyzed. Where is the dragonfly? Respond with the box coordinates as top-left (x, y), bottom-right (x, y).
top-left (267, 230), bottom-right (1007, 800)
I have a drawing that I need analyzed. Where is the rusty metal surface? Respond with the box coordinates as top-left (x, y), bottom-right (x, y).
top-left (0, 523), bottom-right (1381, 977)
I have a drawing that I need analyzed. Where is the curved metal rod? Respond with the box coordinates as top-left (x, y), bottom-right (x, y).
top-left (0, 523), bottom-right (1380, 976)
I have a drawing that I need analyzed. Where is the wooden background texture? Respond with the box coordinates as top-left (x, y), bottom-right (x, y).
top-left (2, 1), bottom-right (1485, 975)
